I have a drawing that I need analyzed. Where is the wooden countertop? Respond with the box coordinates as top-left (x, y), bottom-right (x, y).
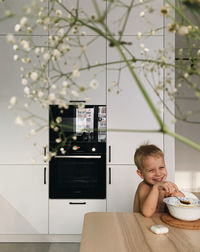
top-left (80, 212), bottom-right (200, 252)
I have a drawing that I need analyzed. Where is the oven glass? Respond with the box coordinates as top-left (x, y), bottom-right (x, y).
top-left (49, 155), bottom-right (106, 199)
top-left (76, 108), bottom-right (94, 134)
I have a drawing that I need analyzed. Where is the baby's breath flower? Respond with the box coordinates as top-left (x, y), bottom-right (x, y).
top-left (38, 91), bottom-right (44, 98)
top-left (53, 49), bottom-right (61, 59)
top-left (58, 28), bottom-right (65, 36)
top-left (21, 78), bottom-right (28, 85)
top-left (90, 79), bottom-right (99, 89)
top-left (36, 19), bottom-right (43, 25)
top-left (20, 17), bottom-right (28, 27)
top-left (137, 32), bottom-right (143, 39)
top-left (150, 30), bottom-right (155, 35)
top-left (160, 5), bottom-right (169, 15)
top-left (34, 47), bottom-right (40, 54)
top-left (43, 52), bottom-right (51, 61)
top-left (60, 43), bottom-right (71, 53)
top-left (21, 58), bottom-right (31, 64)
top-left (48, 93), bottom-right (56, 102)
top-left (81, 31), bottom-right (86, 36)
top-left (7, 34), bottom-right (15, 43)
top-left (85, 97), bottom-right (91, 103)
top-left (30, 71), bottom-right (38, 81)
top-left (82, 45), bottom-right (87, 52)
top-left (72, 135), bottom-right (77, 141)
top-left (178, 26), bottom-right (189, 35)
top-left (30, 129), bottom-right (36, 135)
top-left (68, 13), bottom-right (72, 19)
top-left (13, 54), bottom-right (19, 61)
top-left (139, 11), bottom-right (145, 17)
top-left (72, 26), bottom-right (78, 34)
top-left (24, 86), bottom-right (30, 95)
top-left (91, 13), bottom-right (96, 20)
top-left (21, 39), bottom-right (31, 51)
top-left (144, 48), bottom-right (149, 53)
top-left (55, 9), bottom-right (62, 17)
top-left (14, 24), bottom-right (21, 32)
top-left (51, 84), bottom-right (57, 90)
top-left (10, 96), bottom-right (17, 106)
top-left (62, 81), bottom-right (69, 87)
top-left (60, 89), bottom-right (66, 96)
top-left (71, 90), bottom-right (79, 97)
top-left (13, 44), bottom-right (19, 51)
top-left (44, 17), bottom-right (51, 25)
top-left (79, 85), bottom-right (86, 92)
top-left (168, 23), bottom-right (177, 33)
top-left (55, 138), bottom-right (62, 143)
top-left (56, 117), bottom-right (62, 123)
top-left (60, 147), bottom-right (66, 154)
top-left (15, 116), bottom-right (24, 126)
top-left (72, 66), bottom-right (80, 78)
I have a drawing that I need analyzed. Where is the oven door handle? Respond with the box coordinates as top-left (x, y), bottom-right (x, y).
top-left (54, 155), bottom-right (102, 159)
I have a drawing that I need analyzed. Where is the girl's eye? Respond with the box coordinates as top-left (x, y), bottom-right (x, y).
top-left (147, 170), bottom-right (153, 173)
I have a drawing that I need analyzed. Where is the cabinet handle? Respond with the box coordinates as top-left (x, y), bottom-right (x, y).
top-left (44, 167), bottom-right (46, 184)
top-left (69, 202), bottom-right (86, 205)
top-left (109, 167), bottom-right (111, 184)
top-left (69, 100), bottom-right (86, 103)
top-left (109, 145), bottom-right (111, 163)
top-left (44, 145), bottom-right (47, 162)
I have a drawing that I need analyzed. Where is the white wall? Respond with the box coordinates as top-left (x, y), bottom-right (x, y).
top-left (175, 2), bottom-right (200, 192)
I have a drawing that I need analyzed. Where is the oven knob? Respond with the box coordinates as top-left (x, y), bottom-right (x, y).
top-left (92, 147), bottom-right (96, 152)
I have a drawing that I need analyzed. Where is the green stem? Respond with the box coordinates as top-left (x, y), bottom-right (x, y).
top-left (164, 126), bottom-right (200, 152)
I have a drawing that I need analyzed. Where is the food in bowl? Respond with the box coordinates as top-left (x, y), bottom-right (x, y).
top-left (163, 197), bottom-right (200, 221)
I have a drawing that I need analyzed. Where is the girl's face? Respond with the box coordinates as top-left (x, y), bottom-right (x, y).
top-left (137, 155), bottom-right (167, 185)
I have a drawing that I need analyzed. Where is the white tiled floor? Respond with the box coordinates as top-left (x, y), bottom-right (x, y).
top-left (0, 243), bottom-right (80, 252)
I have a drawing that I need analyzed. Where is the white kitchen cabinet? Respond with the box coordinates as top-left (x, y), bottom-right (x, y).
top-left (107, 165), bottom-right (142, 212)
top-left (49, 199), bottom-right (106, 234)
top-left (48, 35), bottom-right (106, 105)
top-left (107, 36), bottom-right (163, 131)
top-left (0, 165), bottom-right (48, 234)
top-left (107, 0), bottom-right (164, 36)
top-left (0, 37), bottom-right (48, 164)
top-left (107, 132), bottom-right (163, 165)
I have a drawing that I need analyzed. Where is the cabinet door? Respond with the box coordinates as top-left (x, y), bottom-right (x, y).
top-left (107, 36), bottom-right (163, 131)
top-left (48, 36), bottom-right (106, 105)
top-left (49, 199), bottom-right (106, 234)
top-left (0, 37), bottom-right (48, 164)
top-left (0, 165), bottom-right (48, 234)
top-left (107, 0), bottom-right (164, 36)
top-left (107, 165), bottom-right (142, 212)
top-left (107, 132), bottom-right (163, 165)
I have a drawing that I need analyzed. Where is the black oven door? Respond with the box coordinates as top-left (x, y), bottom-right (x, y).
top-left (49, 154), bottom-right (106, 199)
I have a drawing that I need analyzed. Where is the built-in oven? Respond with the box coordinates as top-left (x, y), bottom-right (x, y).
top-left (49, 104), bottom-right (106, 199)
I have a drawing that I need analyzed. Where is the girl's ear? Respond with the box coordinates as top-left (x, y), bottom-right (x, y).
top-left (136, 169), bottom-right (144, 179)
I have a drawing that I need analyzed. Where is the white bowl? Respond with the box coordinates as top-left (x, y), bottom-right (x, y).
top-left (163, 197), bottom-right (200, 221)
